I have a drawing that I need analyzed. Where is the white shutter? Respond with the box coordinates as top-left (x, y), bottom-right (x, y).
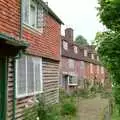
top-left (27, 56), bottom-right (34, 94)
top-left (16, 56), bottom-right (27, 97)
top-left (22, 0), bottom-right (29, 24)
top-left (37, 5), bottom-right (44, 28)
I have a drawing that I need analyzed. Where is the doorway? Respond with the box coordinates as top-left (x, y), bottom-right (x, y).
top-left (0, 57), bottom-right (7, 120)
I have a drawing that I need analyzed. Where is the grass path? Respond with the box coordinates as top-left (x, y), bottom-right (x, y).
top-left (77, 96), bottom-right (109, 120)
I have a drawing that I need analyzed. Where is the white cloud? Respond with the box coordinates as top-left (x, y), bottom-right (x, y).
top-left (44, 0), bottom-right (104, 43)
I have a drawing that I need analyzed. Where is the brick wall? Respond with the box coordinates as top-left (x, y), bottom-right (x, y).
top-left (0, 0), bottom-right (61, 61)
top-left (0, 0), bottom-right (20, 37)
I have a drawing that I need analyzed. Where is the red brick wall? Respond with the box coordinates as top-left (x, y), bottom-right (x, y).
top-left (84, 62), bottom-right (105, 83)
top-left (23, 15), bottom-right (61, 61)
top-left (0, 0), bottom-right (61, 61)
top-left (61, 57), bottom-right (85, 78)
top-left (0, 0), bottom-right (20, 37)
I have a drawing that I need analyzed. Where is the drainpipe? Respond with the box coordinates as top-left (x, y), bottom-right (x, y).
top-left (20, 0), bottom-right (23, 39)
top-left (13, 51), bottom-right (23, 120)
top-left (13, 57), bottom-right (16, 120)
top-left (13, 0), bottom-right (23, 119)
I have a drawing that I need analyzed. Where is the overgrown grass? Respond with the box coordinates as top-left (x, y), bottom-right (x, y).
top-left (24, 90), bottom-right (77, 120)
top-left (112, 106), bottom-right (120, 120)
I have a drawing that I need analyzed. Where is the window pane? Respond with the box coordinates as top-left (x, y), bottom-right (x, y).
top-left (69, 76), bottom-right (77, 84)
top-left (23, 0), bottom-right (29, 24)
top-left (35, 63), bottom-right (41, 92)
top-left (30, 3), bottom-right (36, 27)
top-left (27, 56), bottom-right (34, 94)
top-left (17, 56), bottom-right (26, 96)
top-left (69, 59), bottom-right (74, 69)
top-left (37, 6), bottom-right (44, 28)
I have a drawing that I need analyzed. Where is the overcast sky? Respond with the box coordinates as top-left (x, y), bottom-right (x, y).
top-left (44, 0), bottom-right (105, 43)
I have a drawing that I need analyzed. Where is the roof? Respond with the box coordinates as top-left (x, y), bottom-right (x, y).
top-left (39, 0), bottom-right (64, 25)
top-left (61, 38), bottom-right (101, 65)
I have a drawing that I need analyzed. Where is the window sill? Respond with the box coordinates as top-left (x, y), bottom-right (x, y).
top-left (16, 91), bottom-right (43, 99)
top-left (68, 84), bottom-right (78, 86)
top-left (23, 23), bottom-right (43, 34)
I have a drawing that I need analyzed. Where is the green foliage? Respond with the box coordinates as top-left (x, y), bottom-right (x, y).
top-left (23, 97), bottom-right (60, 120)
top-left (61, 99), bottom-right (77, 116)
top-left (24, 105), bottom-right (38, 120)
top-left (96, 0), bottom-right (120, 114)
top-left (97, 0), bottom-right (120, 31)
top-left (75, 35), bottom-right (88, 46)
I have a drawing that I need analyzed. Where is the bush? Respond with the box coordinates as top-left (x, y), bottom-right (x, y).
top-left (23, 97), bottom-right (60, 120)
top-left (61, 99), bottom-right (77, 116)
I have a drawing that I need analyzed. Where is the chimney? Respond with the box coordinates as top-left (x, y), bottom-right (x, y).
top-left (65, 28), bottom-right (74, 41)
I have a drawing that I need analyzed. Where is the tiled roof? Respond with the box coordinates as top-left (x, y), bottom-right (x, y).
top-left (61, 38), bottom-right (101, 65)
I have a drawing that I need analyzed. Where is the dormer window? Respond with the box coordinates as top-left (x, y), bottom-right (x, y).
top-left (23, 0), bottom-right (44, 30)
top-left (74, 46), bottom-right (78, 54)
top-left (91, 54), bottom-right (94, 59)
top-left (63, 41), bottom-right (68, 50)
top-left (97, 56), bottom-right (99, 61)
top-left (84, 49), bottom-right (87, 57)
top-left (101, 67), bottom-right (104, 74)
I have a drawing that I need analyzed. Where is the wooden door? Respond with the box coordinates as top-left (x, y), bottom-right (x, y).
top-left (0, 57), bottom-right (7, 120)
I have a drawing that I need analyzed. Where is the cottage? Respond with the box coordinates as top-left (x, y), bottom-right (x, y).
top-left (0, 0), bottom-right (63, 119)
top-left (60, 28), bottom-right (106, 93)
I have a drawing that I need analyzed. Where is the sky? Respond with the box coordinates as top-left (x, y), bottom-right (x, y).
top-left (44, 0), bottom-right (105, 43)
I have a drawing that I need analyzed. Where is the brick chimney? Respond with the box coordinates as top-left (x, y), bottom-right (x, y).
top-left (65, 28), bottom-right (74, 41)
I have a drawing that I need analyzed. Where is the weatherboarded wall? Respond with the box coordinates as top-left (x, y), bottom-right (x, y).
top-left (7, 58), bottom-right (59, 120)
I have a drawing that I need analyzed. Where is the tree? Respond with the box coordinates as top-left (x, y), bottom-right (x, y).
top-left (96, 0), bottom-right (120, 114)
top-left (97, 0), bottom-right (120, 31)
top-left (75, 35), bottom-right (88, 46)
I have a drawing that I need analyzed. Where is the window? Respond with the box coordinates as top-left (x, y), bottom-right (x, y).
top-left (80, 61), bottom-right (85, 69)
top-left (101, 66), bottom-right (104, 74)
top-left (68, 76), bottom-right (77, 85)
top-left (63, 41), bottom-right (68, 50)
top-left (16, 55), bottom-right (43, 98)
top-left (90, 64), bottom-right (93, 73)
top-left (69, 59), bottom-right (74, 69)
top-left (91, 54), bottom-right (94, 59)
top-left (97, 56), bottom-right (99, 61)
top-left (74, 46), bottom-right (78, 54)
top-left (84, 49), bottom-right (87, 56)
top-left (97, 65), bottom-right (99, 74)
top-left (23, 0), bottom-right (44, 29)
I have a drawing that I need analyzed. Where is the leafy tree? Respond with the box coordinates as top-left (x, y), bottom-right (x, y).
top-left (75, 35), bottom-right (88, 46)
top-left (97, 0), bottom-right (120, 31)
top-left (96, 0), bottom-right (120, 114)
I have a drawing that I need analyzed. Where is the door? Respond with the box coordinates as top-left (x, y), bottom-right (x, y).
top-left (62, 75), bottom-right (68, 90)
top-left (0, 57), bottom-right (7, 120)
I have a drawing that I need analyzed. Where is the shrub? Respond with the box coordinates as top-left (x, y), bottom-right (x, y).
top-left (61, 99), bottom-right (77, 116)
top-left (23, 97), bottom-right (60, 120)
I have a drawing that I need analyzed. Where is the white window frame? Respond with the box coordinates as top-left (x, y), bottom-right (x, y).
top-left (63, 41), bottom-right (68, 50)
top-left (69, 59), bottom-right (74, 69)
top-left (16, 55), bottom-right (43, 98)
top-left (91, 54), bottom-right (94, 59)
top-left (90, 64), bottom-right (93, 74)
top-left (74, 46), bottom-right (78, 54)
top-left (22, 0), bottom-right (44, 31)
top-left (84, 49), bottom-right (87, 57)
top-left (101, 66), bottom-right (104, 74)
top-left (97, 65), bottom-right (99, 74)
top-left (68, 75), bottom-right (77, 86)
top-left (97, 56), bottom-right (99, 61)
top-left (29, 0), bottom-right (37, 28)
top-left (80, 61), bottom-right (85, 69)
